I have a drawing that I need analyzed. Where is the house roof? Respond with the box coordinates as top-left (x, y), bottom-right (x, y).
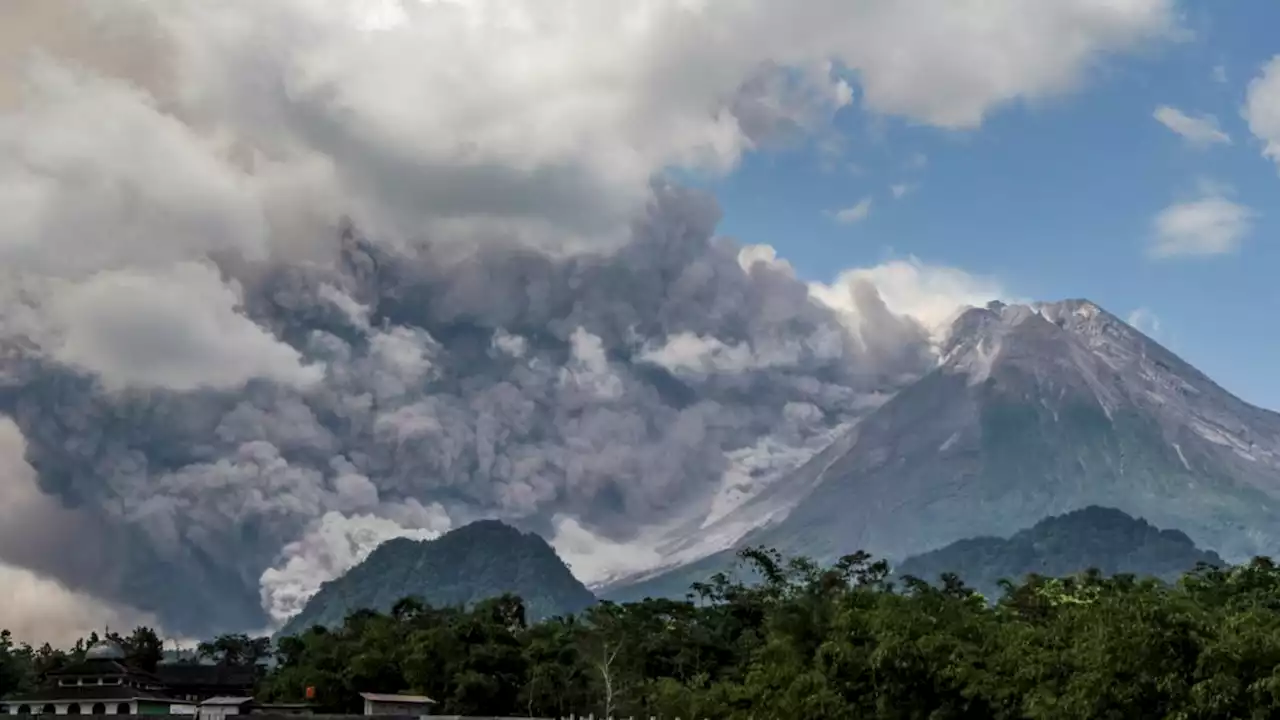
top-left (200, 697), bottom-right (254, 706)
top-left (358, 693), bottom-right (436, 705)
top-left (1, 685), bottom-right (177, 704)
top-left (48, 658), bottom-right (161, 683)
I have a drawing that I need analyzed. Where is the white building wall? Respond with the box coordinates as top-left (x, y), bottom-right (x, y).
top-left (364, 701), bottom-right (431, 716)
top-left (34, 700), bottom-right (135, 714)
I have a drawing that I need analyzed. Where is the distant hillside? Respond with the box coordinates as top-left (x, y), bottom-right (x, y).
top-left (895, 505), bottom-right (1225, 600)
top-left (279, 520), bottom-right (597, 636)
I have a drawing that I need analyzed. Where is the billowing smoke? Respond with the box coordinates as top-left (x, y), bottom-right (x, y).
top-left (2, 186), bottom-right (947, 632)
top-left (0, 0), bottom-right (1172, 638)
top-left (0, 417), bottom-right (161, 646)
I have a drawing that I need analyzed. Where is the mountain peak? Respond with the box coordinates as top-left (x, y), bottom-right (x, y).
top-left (939, 296), bottom-right (1170, 390)
top-left (606, 290), bottom-right (1280, 603)
top-left (949, 298), bottom-right (1113, 340)
top-left (716, 294), bottom-right (1280, 570)
top-left (447, 518), bottom-right (528, 539)
top-left (1037, 297), bottom-right (1103, 313)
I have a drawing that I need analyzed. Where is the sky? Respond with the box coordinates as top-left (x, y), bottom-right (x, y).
top-left (702, 0), bottom-right (1280, 409)
top-left (5, 0), bottom-right (1280, 644)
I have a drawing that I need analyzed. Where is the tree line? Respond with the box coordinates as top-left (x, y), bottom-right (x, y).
top-left (0, 628), bottom-right (270, 695)
top-left (9, 548), bottom-right (1280, 718)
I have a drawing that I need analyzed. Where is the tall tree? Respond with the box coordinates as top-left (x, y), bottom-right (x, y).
top-left (197, 634), bottom-right (272, 667)
top-left (106, 627), bottom-right (164, 672)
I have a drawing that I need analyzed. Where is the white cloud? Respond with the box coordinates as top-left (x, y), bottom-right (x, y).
top-left (1244, 56), bottom-right (1280, 168)
top-left (811, 256), bottom-right (1006, 337)
top-left (833, 197), bottom-right (873, 224)
top-left (640, 333), bottom-right (771, 375)
top-left (0, 0), bottom-right (1180, 392)
top-left (1150, 195), bottom-right (1255, 258)
top-left (890, 183), bottom-right (916, 199)
top-left (44, 262), bottom-right (324, 392)
top-left (491, 328), bottom-right (529, 358)
top-left (0, 58), bottom-right (277, 277)
top-left (639, 329), bottom-right (839, 377)
top-left (258, 507), bottom-right (452, 625)
top-left (1126, 307), bottom-right (1162, 336)
top-left (550, 514), bottom-right (664, 587)
top-left (1212, 64), bottom-right (1227, 84)
top-left (560, 327), bottom-right (625, 400)
top-left (2, 0), bottom-right (1178, 254)
top-left (1153, 105), bottom-right (1231, 147)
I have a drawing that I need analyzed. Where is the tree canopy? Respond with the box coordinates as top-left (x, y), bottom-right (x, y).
top-left (11, 548), bottom-right (1280, 718)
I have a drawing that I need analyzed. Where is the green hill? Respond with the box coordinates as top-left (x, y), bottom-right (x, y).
top-left (279, 520), bottom-right (596, 636)
top-left (895, 505), bottom-right (1225, 600)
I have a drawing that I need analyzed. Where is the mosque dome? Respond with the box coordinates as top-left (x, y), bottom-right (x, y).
top-left (85, 641), bottom-right (126, 660)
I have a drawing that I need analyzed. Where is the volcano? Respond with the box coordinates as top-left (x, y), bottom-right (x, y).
top-left (607, 299), bottom-right (1280, 600)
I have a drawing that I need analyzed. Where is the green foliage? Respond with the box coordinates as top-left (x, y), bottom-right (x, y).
top-left (251, 547), bottom-right (1280, 718)
top-left (19, 548), bottom-right (1280, 717)
top-left (896, 505), bottom-right (1226, 602)
top-left (0, 631), bottom-right (37, 699)
top-left (279, 520), bottom-right (597, 636)
top-left (196, 633), bottom-right (272, 667)
top-left (106, 627), bottom-right (166, 672)
top-left (0, 627), bottom-right (141, 699)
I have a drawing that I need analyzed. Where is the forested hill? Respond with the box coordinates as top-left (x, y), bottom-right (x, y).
top-left (896, 505), bottom-right (1225, 599)
top-left (279, 520), bottom-right (596, 636)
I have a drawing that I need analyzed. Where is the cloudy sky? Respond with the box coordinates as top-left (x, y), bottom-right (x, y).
top-left (704, 0), bottom-right (1280, 409)
top-left (2, 0), bottom-right (1280, 644)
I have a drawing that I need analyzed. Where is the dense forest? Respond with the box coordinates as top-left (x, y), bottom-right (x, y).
top-left (281, 520), bottom-right (598, 636)
top-left (894, 505), bottom-right (1226, 601)
top-left (9, 548), bottom-right (1280, 718)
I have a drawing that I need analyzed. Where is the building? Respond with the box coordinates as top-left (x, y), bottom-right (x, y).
top-left (0, 641), bottom-right (280, 717)
top-left (153, 665), bottom-right (257, 705)
top-left (358, 693), bottom-right (435, 716)
top-left (196, 697), bottom-right (254, 720)
top-left (0, 641), bottom-right (180, 715)
top-left (196, 697), bottom-right (310, 718)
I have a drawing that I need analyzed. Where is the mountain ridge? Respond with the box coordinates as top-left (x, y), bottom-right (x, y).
top-left (603, 298), bottom-right (1280, 600)
top-left (895, 504), bottom-right (1226, 600)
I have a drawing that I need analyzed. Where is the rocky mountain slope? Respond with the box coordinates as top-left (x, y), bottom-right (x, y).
top-left (606, 299), bottom-right (1280, 600)
top-left (279, 520), bottom-right (596, 636)
top-left (895, 505), bottom-right (1225, 600)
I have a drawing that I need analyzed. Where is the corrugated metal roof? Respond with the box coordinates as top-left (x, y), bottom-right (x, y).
top-left (359, 692), bottom-right (436, 704)
top-left (200, 696), bottom-right (254, 706)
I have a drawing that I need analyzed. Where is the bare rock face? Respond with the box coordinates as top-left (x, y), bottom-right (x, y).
top-left (608, 299), bottom-right (1280, 600)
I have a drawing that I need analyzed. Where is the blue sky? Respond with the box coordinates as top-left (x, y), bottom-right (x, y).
top-left (700, 0), bottom-right (1280, 410)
